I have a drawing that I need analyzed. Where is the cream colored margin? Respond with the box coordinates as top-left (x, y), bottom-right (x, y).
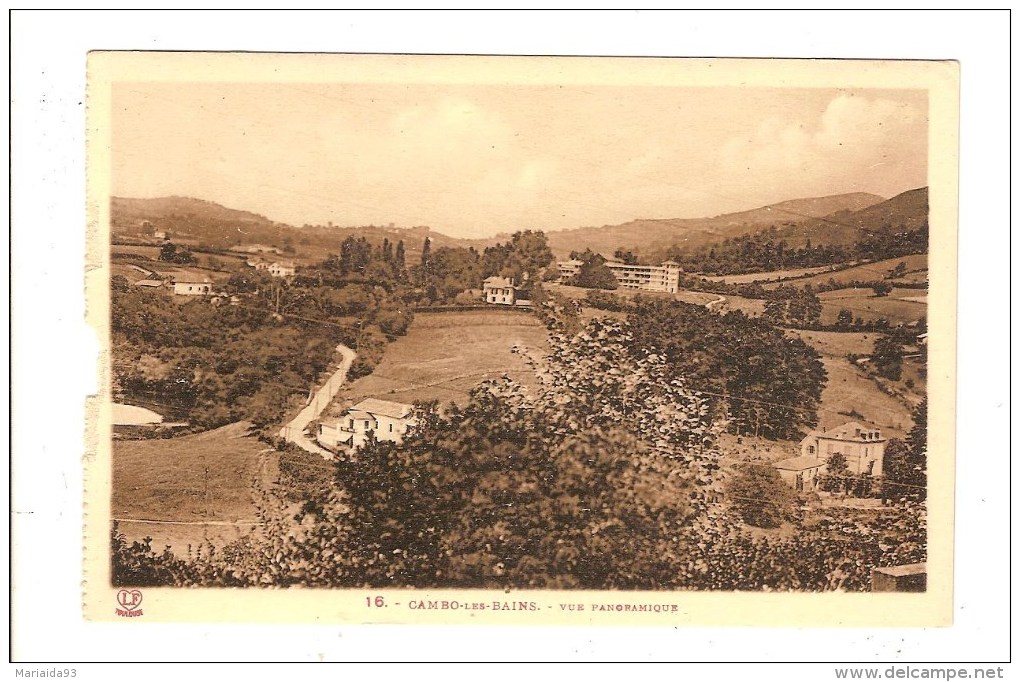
top-left (83, 54), bottom-right (959, 625)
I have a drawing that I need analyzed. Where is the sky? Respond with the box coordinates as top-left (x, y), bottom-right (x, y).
top-left (111, 82), bottom-right (928, 239)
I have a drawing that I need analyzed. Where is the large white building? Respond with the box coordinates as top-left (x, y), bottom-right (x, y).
top-left (557, 258), bottom-right (682, 293)
top-left (798, 421), bottom-right (888, 477)
top-left (317, 398), bottom-right (416, 452)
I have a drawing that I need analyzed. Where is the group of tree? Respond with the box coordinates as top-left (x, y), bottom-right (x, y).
top-left (414, 230), bottom-right (554, 304)
top-left (112, 239), bottom-right (418, 430)
top-left (565, 250), bottom-right (618, 290)
top-left (882, 399), bottom-right (928, 502)
top-left (322, 235), bottom-right (407, 283)
top-left (762, 286), bottom-right (823, 327)
top-left (158, 241), bottom-right (196, 265)
top-left (626, 297), bottom-right (826, 439)
top-left (666, 220), bottom-right (928, 276)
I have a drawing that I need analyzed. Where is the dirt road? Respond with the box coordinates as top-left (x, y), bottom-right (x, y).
top-left (278, 343), bottom-right (356, 458)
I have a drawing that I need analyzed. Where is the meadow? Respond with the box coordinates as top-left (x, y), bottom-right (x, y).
top-left (111, 421), bottom-right (272, 552)
top-left (323, 309), bottom-right (550, 414)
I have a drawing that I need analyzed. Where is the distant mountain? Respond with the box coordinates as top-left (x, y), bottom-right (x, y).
top-left (763, 188), bottom-right (929, 250)
top-left (543, 192), bottom-right (886, 259)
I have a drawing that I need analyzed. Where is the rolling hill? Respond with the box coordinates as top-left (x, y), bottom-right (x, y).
top-left (542, 192), bottom-right (886, 259)
top-left (109, 196), bottom-right (481, 261)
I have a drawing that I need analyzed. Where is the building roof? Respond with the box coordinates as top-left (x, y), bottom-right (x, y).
top-left (134, 279), bottom-right (164, 287)
top-left (483, 276), bottom-right (514, 287)
top-left (774, 456), bottom-right (827, 471)
top-left (818, 421), bottom-right (885, 442)
top-left (349, 398), bottom-right (414, 420)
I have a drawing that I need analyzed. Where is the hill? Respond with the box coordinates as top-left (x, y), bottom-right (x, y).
top-left (760, 188), bottom-right (929, 249)
top-left (109, 196), bottom-right (480, 262)
top-left (543, 192), bottom-right (885, 259)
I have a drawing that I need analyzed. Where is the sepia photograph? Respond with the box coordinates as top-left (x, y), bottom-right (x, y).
top-left (82, 52), bottom-right (958, 625)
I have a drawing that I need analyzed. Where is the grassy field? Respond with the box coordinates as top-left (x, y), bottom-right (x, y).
top-left (324, 309), bottom-right (550, 414)
top-left (702, 264), bottom-right (835, 284)
top-left (112, 422), bottom-right (272, 552)
top-left (787, 329), bottom-right (918, 438)
top-left (763, 254), bottom-right (928, 290)
top-left (817, 287), bottom-right (927, 326)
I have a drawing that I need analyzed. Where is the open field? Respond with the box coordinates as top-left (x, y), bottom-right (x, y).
top-left (112, 422), bottom-right (271, 552)
top-left (324, 310), bottom-right (549, 414)
top-left (548, 282), bottom-right (721, 308)
top-left (701, 264), bottom-right (836, 284)
top-left (762, 254), bottom-right (928, 290)
top-left (788, 329), bottom-right (919, 438)
top-left (817, 286), bottom-right (927, 326)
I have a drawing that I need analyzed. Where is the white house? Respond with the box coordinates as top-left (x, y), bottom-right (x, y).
top-left (317, 398), bottom-right (416, 451)
top-left (482, 276), bottom-right (530, 306)
top-left (172, 277), bottom-right (212, 296)
top-left (268, 261), bottom-right (296, 278)
top-left (799, 421), bottom-right (888, 477)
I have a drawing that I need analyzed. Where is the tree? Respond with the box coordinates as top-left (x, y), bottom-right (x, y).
top-left (873, 334), bottom-right (904, 380)
top-left (888, 261), bottom-right (908, 279)
top-left (418, 237), bottom-right (433, 285)
top-left (570, 251), bottom-right (618, 290)
top-left (884, 399), bottom-right (927, 501)
top-left (821, 453), bottom-right (850, 493)
top-left (111, 275), bottom-right (131, 292)
top-left (727, 464), bottom-right (796, 528)
top-left (836, 309), bottom-right (854, 328)
top-left (871, 282), bottom-right (893, 297)
top-left (613, 249), bottom-right (640, 265)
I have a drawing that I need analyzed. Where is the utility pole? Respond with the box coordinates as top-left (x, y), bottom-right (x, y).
top-left (204, 465), bottom-right (210, 518)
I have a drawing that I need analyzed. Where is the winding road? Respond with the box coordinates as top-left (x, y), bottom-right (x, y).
top-left (278, 343), bottom-right (357, 459)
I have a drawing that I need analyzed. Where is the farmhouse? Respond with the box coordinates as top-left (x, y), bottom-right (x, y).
top-left (317, 398), bottom-right (416, 451)
top-left (172, 277), bottom-right (213, 296)
top-left (774, 455), bottom-right (828, 492)
top-left (483, 276), bottom-right (531, 306)
top-left (268, 261), bottom-right (296, 278)
top-left (557, 258), bottom-right (682, 293)
top-left (799, 421), bottom-right (887, 477)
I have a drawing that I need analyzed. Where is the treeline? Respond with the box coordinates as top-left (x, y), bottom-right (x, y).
top-left (666, 220), bottom-right (929, 275)
top-left (413, 230), bottom-right (555, 304)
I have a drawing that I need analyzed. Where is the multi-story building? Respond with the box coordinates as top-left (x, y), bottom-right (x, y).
top-left (557, 258), bottom-right (682, 294)
top-left (798, 421), bottom-right (888, 477)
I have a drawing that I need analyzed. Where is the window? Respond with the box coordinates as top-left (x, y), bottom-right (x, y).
top-left (364, 420), bottom-right (370, 430)
top-left (388, 423), bottom-right (393, 433)
top-left (349, 419), bottom-right (354, 429)
top-left (808, 445), bottom-right (815, 454)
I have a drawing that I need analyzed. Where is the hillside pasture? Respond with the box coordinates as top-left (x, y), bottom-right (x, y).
top-left (787, 329), bottom-right (919, 438)
top-left (762, 254), bottom-right (928, 290)
top-left (112, 421), bottom-right (271, 552)
top-left (701, 264), bottom-right (836, 284)
top-left (324, 309), bottom-right (549, 412)
top-left (817, 287), bottom-right (927, 326)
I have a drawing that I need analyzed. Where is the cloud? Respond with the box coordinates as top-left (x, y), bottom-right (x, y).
top-left (718, 93), bottom-right (927, 200)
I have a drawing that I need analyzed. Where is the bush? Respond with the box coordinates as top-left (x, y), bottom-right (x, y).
top-left (727, 464), bottom-right (796, 528)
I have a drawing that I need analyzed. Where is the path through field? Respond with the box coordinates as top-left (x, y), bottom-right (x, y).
top-left (278, 343), bottom-right (356, 458)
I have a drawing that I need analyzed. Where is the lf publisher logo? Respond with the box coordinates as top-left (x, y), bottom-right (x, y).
top-left (115, 589), bottom-right (143, 617)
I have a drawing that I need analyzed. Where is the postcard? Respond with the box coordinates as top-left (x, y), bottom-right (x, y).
top-left (83, 52), bottom-right (958, 625)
